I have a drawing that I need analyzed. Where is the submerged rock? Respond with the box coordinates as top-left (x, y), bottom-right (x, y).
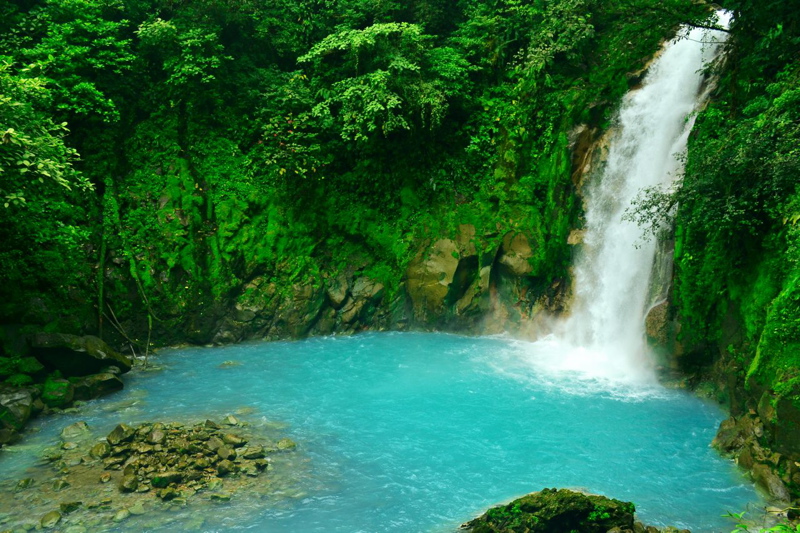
top-left (40, 510), bottom-right (62, 528)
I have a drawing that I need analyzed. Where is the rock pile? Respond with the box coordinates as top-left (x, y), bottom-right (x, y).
top-left (97, 419), bottom-right (282, 500)
top-left (0, 416), bottom-right (302, 532)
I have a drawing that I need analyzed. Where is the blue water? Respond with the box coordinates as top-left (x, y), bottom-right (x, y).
top-left (1, 332), bottom-right (761, 532)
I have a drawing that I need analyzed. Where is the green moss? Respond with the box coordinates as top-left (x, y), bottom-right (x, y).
top-left (4, 374), bottom-right (33, 387)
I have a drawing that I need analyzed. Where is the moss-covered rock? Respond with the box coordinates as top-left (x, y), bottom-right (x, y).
top-left (462, 488), bottom-right (636, 533)
top-left (41, 377), bottom-right (74, 408)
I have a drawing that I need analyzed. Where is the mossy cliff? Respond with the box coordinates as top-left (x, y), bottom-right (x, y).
top-left (641, 0), bottom-right (800, 505)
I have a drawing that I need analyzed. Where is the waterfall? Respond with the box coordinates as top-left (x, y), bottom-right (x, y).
top-left (523, 15), bottom-right (730, 389)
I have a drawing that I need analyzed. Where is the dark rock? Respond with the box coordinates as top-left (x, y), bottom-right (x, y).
top-left (0, 427), bottom-right (20, 445)
top-left (59, 501), bottom-right (82, 514)
top-left (29, 333), bottom-right (132, 376)
top-left (462, 488), bottom-right (635, 533)
top-left (71, 373), bottom-right (124, 401)
top-left (0, 385), bottom-right (32, 431)
top-left (107, 424), bottom-right (135, 445)
top-left (204, 419), bottom-right (220, 429)
top-left (254, 459), bottom-right (269, 471)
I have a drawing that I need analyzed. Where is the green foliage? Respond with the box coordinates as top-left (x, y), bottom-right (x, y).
top-left (725, 510), bottom-right (800, 533)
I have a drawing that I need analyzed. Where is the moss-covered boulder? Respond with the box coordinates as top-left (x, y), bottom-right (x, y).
top-left (30, 333), bottom-right (132, 377)
top-left (462, 488), bottom-right (635, 533)
top-left (41, 377), bottom-right (74, 408)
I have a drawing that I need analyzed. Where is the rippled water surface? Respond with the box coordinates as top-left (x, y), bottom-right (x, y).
top-left (1, 333), bottom-right (761, 532)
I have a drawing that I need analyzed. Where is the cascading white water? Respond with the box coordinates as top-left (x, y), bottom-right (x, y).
top-left (520, 15), bottom-right (730, 390)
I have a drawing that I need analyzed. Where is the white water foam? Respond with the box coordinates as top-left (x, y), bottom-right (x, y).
top-left (514, 15), bottom-right (730, 395)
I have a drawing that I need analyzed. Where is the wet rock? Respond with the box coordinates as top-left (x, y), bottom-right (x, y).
top-left (60, 421), bottom-right (90, 441)
top-left (644, 300), bottom-right (669, 347)
top-left (210, 492), bottom-right (232, 502)
top-left (62, 441), bottom-right (78, 450)
top-left (223, 415), bottom-right (239, 426)
top-left (113, 508), bottom-right (131, 522)
top-left (40, 510), bottom-right (61, 528)
top-left (254, 459), bottom-right (269, 471)
top-left (204, 419), bottom-right (220, 429)
top-left (29, 333), bottom-right (132, 376)
top-left (107, 424), bottom-right (135, 446)
top-left (64, 526), bottom-right (88, 533)
top-left (99, 472), bottom-right (111, 483)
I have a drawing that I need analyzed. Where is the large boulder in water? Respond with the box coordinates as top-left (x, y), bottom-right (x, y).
top-left (29, 333), bottom-right (131, 377)
top-left (462, 488), bottom-right (635, 533)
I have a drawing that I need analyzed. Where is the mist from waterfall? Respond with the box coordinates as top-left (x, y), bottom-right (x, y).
top-left (519, 15), bottom-right (730, 390)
